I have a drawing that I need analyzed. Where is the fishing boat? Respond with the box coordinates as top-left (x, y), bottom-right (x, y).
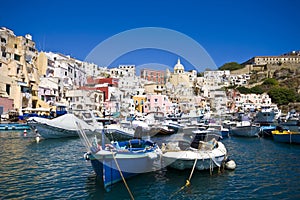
top-left (27, 113), bottom-right (99, 139)
top-left (254, 106), bottom-right (277, 137)
top-left (230, 121), bottom-right (260, 137)
top-left (207, 123), bottom-right (230, 138)
top-left (230, 114), bottom-right (260, 137)
top-left (272, 130), bottom-right (300, 144)
top-left (161, 131), bottom-right (228, 171)
top-left (259, 125), bottom-right (277, 137)
top-left (80, 124), bottom-right (161, 192)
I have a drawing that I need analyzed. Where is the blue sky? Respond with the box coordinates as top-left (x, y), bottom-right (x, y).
top-left (1, 0), bottom-right (299, 71)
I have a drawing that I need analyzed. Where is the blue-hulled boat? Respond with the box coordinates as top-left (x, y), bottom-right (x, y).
top-left (85, 139), bottom-right (161, 191)
top-left (0, 123), bottom-right (31, 131)
top-left (259, 125), bottom-right (277, 137)
top-left (78, 118), bottom-right (161, 192)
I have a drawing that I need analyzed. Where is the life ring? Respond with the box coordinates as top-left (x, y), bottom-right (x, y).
top-left (83, 152), bottom-right (91, 161)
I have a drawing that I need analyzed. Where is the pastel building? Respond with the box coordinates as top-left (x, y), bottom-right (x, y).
top-left (144, 83), bottom-right (165, 94)
top-left (143, 94), bottom-right (173, 114)
top-left (166, 58), bottom-right (197, 87)
top-left (132, 95), bottom-right (146, 113)
top-left (0, 27), bottom-right (39, 113)
top-left (140, 68), bottom-right (165, 84)
top-left (36, 52), bottom-right (88, 107)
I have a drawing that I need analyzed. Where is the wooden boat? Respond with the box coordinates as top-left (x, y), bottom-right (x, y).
top-left (272, 130), bottom-right (300, 144)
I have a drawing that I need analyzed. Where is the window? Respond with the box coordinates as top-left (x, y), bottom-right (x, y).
top-left (6, 84), bottom-right (10, 95)
top-left (14, 54), bottom-right (21, 61)
top-left (14, 44), bottom-right (17, 49)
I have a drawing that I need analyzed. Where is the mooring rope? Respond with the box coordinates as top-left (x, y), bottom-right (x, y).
top-left (110, 149), bottom-right (135, 200)
top-left (169, 157), bottom-right (198, 199)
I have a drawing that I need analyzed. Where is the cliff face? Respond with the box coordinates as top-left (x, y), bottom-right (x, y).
top-left (232, 63), bottom-right (300, 113)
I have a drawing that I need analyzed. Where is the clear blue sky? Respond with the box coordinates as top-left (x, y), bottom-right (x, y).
top-left (1, 0), bottom-right (299, 71)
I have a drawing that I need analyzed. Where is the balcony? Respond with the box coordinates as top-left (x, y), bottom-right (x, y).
top-left (28, 74), bottom-right (36, 83)
top-left (44, 90), bottom-right (56, 96)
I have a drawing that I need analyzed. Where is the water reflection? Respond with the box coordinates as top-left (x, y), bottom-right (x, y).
top-left (1, 131), bottom-right (300, 199)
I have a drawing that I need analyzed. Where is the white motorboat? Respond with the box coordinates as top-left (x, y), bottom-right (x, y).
top-left (161, 131), bottom-right (227, 171)
top-left (27, 113), bottom-right (98, 139)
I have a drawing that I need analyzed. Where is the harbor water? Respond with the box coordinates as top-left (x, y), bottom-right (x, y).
top-left (1, 130), bottom-right (300, 200)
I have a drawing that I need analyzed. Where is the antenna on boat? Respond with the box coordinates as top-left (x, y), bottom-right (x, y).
top-left (75, 121), bottom-right (92, 152)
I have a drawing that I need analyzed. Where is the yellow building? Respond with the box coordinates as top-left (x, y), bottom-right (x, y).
top-left (36, 51), bottom-right (48, 76)
top-left (144, 83), bottom-right (165, 94)
top-left (0, 27), bottom-right (40, 112)
top-left (132, 95), bottom-right (146, 113)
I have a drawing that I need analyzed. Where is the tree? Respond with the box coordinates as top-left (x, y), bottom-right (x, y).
top-left (219, 62), bottom-right (244, 71)
top-left (237, 86), bottom-right (251, 94)
top-left (268, 87), bottom-right (297, 105)
top-left (250, 85), bottom-right (264, 94)
top-left (262, 78), bottom-right (278, 86)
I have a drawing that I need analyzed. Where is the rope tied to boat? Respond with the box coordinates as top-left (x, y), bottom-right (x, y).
top-left (169, 158), bottom-right (198, 199)
top-left (110, 149), bottom-right (135, 200)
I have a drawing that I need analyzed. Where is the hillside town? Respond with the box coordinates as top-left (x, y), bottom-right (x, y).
top-left (0, 26), bottom-right (300, 121)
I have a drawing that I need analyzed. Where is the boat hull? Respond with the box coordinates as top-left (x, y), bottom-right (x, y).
top-left (162, 142), bottom-right (227, 170)
top-left (259, 125), bottom-right (277, 137)
top-left (230, 126), bottom-right (260, 137)
top-left (105, 128), bottom-right (134, 141)
top-left (27, 114), bottom-right (97, 139)
top-left (87, 139), bottom-right (161, 191)
top-left (90, 152), bottom-right (158, 190)
top-left (0, 123), bottom-right (30, 131)
top-left (272, 132), bottom-right (300, 144)
top-left (163, 154), bottom-right (225, 170)
top-left (29, 122), bottom-right (94, 138)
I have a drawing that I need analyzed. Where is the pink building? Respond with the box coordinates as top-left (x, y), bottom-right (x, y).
top-left (0, 97), bottom-right (14, 113)
top-left (140, 68), bottom-right (165, 84)
top-left (143, 94), bottom-right (172, 114)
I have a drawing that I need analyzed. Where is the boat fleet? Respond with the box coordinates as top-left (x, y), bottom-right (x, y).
top-left (1, 105), bottom-right (300, 193)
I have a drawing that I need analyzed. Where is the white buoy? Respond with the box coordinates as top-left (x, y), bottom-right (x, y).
top-left (36, 136), bottom-right (40, 143)
top-left (23, 129), bottom-right (27, 137)
top-left (225, 160), bottom-right (236, 170)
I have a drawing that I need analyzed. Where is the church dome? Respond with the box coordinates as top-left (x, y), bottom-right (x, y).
top-left (174, 58), bottom-right (184, 73)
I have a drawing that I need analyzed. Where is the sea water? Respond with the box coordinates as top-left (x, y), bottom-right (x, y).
top-left (1, 130), bottom-right (300, 200)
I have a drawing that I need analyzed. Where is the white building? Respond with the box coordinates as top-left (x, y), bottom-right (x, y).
top-left (65, 89), bottom-right (104, 111)
top-left (44, 52), bottom-right (86, 87)
top-left (82, 62), bottom-right (109, 77)
top-left (110, 64), bottom-right (136, 78)
top-left (38, 77), bottom-right (59, 105)
top-left (234, 93), bottom-right (272, 111)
